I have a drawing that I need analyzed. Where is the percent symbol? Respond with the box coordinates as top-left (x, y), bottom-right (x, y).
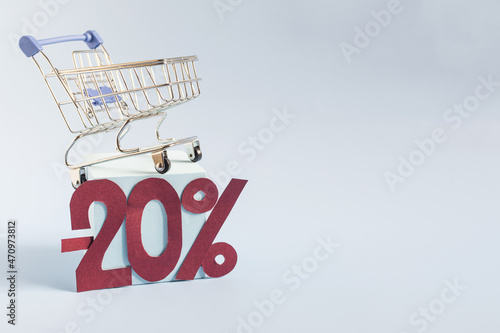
top-left (176, 178), bottom-right (248, 280)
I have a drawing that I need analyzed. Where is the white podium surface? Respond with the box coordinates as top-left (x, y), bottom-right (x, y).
top-left (86, 150), bottom-right (206, 284)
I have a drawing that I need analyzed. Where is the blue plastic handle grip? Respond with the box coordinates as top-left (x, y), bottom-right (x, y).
top-left (19, 30), bottom-right (103, 57)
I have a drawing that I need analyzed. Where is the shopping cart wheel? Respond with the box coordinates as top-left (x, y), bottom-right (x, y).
top-left (155, 158), bottom-right (171, 174)
top-left (152, 150), bottom-right (171, 174)
top-left (189, 146), bottom-right (202, 162)
top-left (80, 168), bottom-right (88, 184)
top-left (186, 141), bottom-right (202, 162)
top-left (70, 167), bottom-right (87, 189)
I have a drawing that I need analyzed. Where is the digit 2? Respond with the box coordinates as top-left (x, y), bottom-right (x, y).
top-left (70, 179), bottom-right (132, 292)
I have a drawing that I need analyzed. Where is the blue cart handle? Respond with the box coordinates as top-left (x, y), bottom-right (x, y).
top-left (19, 30), bottom-right (103, 57)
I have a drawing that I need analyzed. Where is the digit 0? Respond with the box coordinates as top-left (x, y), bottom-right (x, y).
top-left (126, 178), bottom-right (183, 282)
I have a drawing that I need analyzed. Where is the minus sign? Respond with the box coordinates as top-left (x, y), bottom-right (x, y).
top-left (7, 271), bottom-right (17, 273)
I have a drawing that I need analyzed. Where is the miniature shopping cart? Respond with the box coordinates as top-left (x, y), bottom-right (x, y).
top-left (19, 30), bottom-right (202, 188)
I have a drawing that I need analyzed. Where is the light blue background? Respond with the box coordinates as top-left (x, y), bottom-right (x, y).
top-left (1, 0), bottom-right (500, 332)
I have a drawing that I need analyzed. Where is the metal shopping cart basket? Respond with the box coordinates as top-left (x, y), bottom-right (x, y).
top-left (19, 30), bottom-right (202, 188)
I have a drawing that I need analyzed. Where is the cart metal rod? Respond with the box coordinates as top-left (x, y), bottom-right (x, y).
top-left (56, 78), bottom-right (200, 106)
top-left (45, 57), bottom-right (198, 76)
top-left (65, 135), bottom-right (198, 169)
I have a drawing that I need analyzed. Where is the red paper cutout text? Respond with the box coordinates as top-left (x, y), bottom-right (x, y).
top-left (176, 178), bottom-right (248, 280)
top-left (70, 179), bottom-right (132, 292)
top-left (61, 237), bottom-right (94, 253)
top-left (201, 242), bottom-right (238, 278)
top-left (181, 178), bottom-right (218, 214)
top-left (126, 178), bottom-right (183, 282)
top-left (65, 177), bottom-right (248, 292)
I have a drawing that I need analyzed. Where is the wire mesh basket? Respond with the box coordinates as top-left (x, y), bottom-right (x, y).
top-left (20, 30), bottom-right (202, 188)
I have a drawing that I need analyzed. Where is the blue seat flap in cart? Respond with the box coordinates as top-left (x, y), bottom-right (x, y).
top-left (87, 86), bottom-right (123, 106)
